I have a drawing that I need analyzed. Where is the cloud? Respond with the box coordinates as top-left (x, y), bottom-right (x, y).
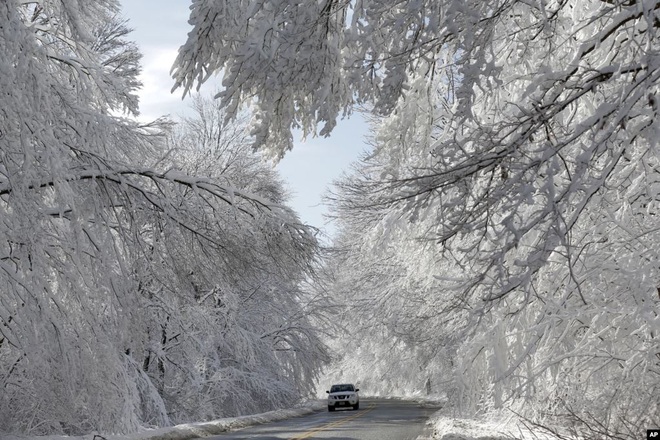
top-left (134, 46), bottom-right (186, 120)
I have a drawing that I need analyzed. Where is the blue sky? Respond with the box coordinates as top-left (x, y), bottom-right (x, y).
top-left (118, 0), bottom-right (369, 240)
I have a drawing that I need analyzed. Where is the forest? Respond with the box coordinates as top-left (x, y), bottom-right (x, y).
top-left (1, 0), bottom-right (659, 439)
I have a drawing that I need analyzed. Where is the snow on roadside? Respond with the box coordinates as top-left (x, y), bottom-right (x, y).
top-left (420, 404), bottom-right (569, 440)
top-left (428, 417), bottom-right (557, 440)
top-left (2, 400), bottom-right (326, 440)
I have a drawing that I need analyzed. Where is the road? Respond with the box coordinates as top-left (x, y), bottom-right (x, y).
top-left (201, 399), bottom-right (436, 440)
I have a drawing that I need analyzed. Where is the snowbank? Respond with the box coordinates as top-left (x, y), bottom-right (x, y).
top-left (1, 400), bottom-right (326, 440)
top-left (425, 411), bottom-right (564, 440)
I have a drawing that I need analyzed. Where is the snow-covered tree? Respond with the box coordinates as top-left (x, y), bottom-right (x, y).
top-left (0, 1), bottom-right (326, 434)
top-left (172, 0), bottom-right (659, 158)
top-left (325, 67), bottom-right (660, 437)
top-left (151, 96), bottom-right (331, 423)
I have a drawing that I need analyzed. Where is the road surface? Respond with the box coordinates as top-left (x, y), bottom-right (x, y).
top-left (201, 399), bottom-right (436, 440)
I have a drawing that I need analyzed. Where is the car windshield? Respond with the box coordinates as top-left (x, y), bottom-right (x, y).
top-left (330, 384), bottom-right (354, 393)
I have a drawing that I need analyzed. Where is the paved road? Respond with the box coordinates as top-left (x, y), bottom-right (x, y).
top-left (203, 399), bottom-right (436, 440)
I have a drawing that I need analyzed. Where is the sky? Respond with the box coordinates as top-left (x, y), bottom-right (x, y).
top-left (118, 0), bottom-right (370, 241)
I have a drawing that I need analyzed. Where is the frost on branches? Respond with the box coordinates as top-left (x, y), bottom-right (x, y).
top-left (0, 0), bottom-right (327, 434)
top-left (172, 0), bottom-right (660, 437)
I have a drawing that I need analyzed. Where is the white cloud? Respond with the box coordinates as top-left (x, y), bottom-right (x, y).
top-left (135, 47), bottom-right (183, 120)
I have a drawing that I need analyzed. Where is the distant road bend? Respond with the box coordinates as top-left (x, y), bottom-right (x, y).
top-left (201, 399), bottom-right (436, 440)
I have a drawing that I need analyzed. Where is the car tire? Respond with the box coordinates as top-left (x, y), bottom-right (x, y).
top-left (328, 406), bottom-right (335, 412)
top-left (353, 403), bottom-right (359, 410)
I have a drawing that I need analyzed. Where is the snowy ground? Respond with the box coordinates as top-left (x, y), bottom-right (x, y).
top-left (418, 399), bottom-right (569, 440)
top-left (3, 399), bottom-right (567, 440)
top-left (425, 414), bottom-right (563, 440)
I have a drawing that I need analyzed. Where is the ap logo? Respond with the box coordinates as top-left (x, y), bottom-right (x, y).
top-left (649, 429), bottom-right (660, 439)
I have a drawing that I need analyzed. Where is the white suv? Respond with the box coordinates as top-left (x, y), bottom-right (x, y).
top-left (326, 383), bottom-right (360, 411)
